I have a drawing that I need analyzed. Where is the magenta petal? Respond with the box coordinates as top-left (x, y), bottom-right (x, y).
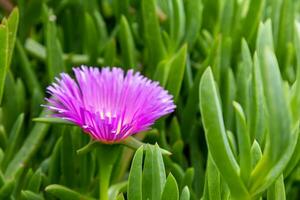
top-left (44, 66), bottom-right (176, 142)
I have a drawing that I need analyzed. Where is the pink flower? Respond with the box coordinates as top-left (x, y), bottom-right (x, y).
top-left (44, 66), bottom-right (175, 143)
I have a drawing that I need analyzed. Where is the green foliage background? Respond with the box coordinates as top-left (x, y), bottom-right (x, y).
top-left (1, 0), bottom-right (300, 199)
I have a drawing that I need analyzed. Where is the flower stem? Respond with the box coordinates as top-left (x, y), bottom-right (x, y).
top-left (96, 144), bottom-right (120, 200)
top-left (99, 162), bottom-right (113, 200)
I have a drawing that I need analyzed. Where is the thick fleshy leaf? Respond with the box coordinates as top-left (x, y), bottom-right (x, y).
top-left (128, 146), bottom-right (143, 200)
top-left (233, 102), bottom-right (251, 184)
top-left (166, 44), bottom-right (187, 101)
top-left (161, 173), bottom-right (179, 200)
top-left (180, 186), bottom-right (190, 200)
top-left (45, 184), bottom-right (94, 200)
top-left (184, 0), bottom-right (203, 48)
top-left (199, 68), bottom-right (249, 198)
top-left (142, 0), bottom-right (166, 67)
top-left (0, 8), bottom-right (19, 104)
top-left (267, 175), bottom-right (286, 200)
top-left (21, 190), bottom-right (44, 200)
top-left (142, 144), bottom-right (166, 200)
top-left (45, 8), bottom-right (64, 81)
top-left (1, 113), bottom-right (24, 170)
top-left (207, 155), bottom-right (221, 200)
top-left (119, 15), bottom-right (136, 69)
top-left (5, 110), bottom-right (50, 179)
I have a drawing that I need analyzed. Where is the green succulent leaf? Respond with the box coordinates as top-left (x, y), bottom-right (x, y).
top-left (0, 8), bottom-right (19, 104)
top-left (45, 184), bottom-right (94, 200)
top-left (128, 146), bottom-right (143, 200)
top-left (161, 173), bottom-right (179, 200)
top-left (199, 68), bottom-right (249, 199)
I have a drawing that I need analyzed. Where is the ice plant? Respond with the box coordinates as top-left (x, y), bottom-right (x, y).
top-left (44, 66), bottom-right (175, 143)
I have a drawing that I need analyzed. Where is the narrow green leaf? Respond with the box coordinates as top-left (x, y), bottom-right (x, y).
top-left (0, 125), bottom-right (7, 149)
top-left (142, 0), bottom-right (166, 67)
top-left (84, 12), bottom-right (99, 64)
top-left (45, 184), bottom-right (94, 200)
top-left (21, 190), bottom-right (44, 200)
top-left (201, 173), bottom-right (209, 200)
top-left (153, 59), bottom-right (171, 86)
top-left (267, 175), bottom-right (286, 200)
top-left (76, 140), bottom-right (98, 155)
top-left (219, 0), bottom-right (234, 36)
top-left (249, 54), bottom-right (265, 143)
top-left (226, 130), bottom-right (237, 157)
top-left (170, 0), bottom-right (185, 48)
top-left (6, 8), bottom-right (19, 66)
top-left (180, 186), bottom-right (190, 200)
top-left (276, 0), bottom-right (294, 70)
top-left (128, 146), bottom-right (143, 200)
top-left (233, 102), bottom-right (251, 184)
top-left (45, 8), bottom-right (65, 81)
top-left (0, 171), bottom-right (4, 189)
top-left (184, 0), bottom-right (203, 48)
top-left (290, 22), bottom-right (300, 123)
top-left (199, 67), bottom-right (238, 176)
top-left (25, 38), bottom-right (46, 60)
top-left (61, 128), bottom-right (75, 187)
top-left (181, 37), bottom-right (220, 137)
top-left (1, 113), bottom-right (24, 170)
top-left (0, 179), bottom-right (15, 199)
top-left (161, 173), bottom-right (179, 200)
top-left (207, 155), bottom-right (221, 200)
top-left (112, 0), bottom-right (129, 19)
top-left (5, 110), bottom-right (50, 179)
top-left (180, 168), bottom-right (194, 191)
top-left (0, 148), bottom-right (3, 165)
top-left (250, 140), bottom-right (262, 168)
top-left (166, 161), bottom-right (184, 187)
top-left (25, 38), bottom-right (104, 65)
top-left (166, 44), bottom-right (187, 101)
top-left (270, 0), bottom-right (284, 46)
top-left (1, 73), bottom-right (23, 130)
top-left (92, 10), bottom-right (108, 51)
top-left (242, 0), bottom-right (265, 42)
top-left (142, 144), bottom-right (166, 200)
top-left (261, 48), bottom-right (291, 161)
top-left (172, 140), bottom-right (184, 165)
top-left (256, 20), bottom-right (274, 54)
top-left (199, 68), bottom-right (249, 199)
top-left (49, 138), bottom-right (62, 183)
top-left (27, 170), bottom-right (42, 193)
top-left (153, 143), bottom-right (167, 195)
top-left (0, 21), bottom-right (9, 105)
top-left (15, 78), bottom-right (26, 112)
top-left (30, 88), bottom-right (43, 121)
top-left (32, 117), bottom-right (74, 125)
top-left (236, 39), bottom-right (252, 120)
top-left (119, 15), bottom-right (136, 69)
top-left (18, 0), bottom-right (43, 40)
top-left (169, 117), bottom-right (182, 145)
top-left (103, 38), bottom-right (116, 66)
top-left (250, 123), bottom-right (299, 195)
top-left (284, 129), bottom-right (300, 177)
top-left (0, 8), bottom-right (19, 104)
top-left (109, 181), bottom-right (127, 200)
top-left (221, 68), bottom-right (236, 130)
top-left (23, 169), bottom-right (34, 189)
